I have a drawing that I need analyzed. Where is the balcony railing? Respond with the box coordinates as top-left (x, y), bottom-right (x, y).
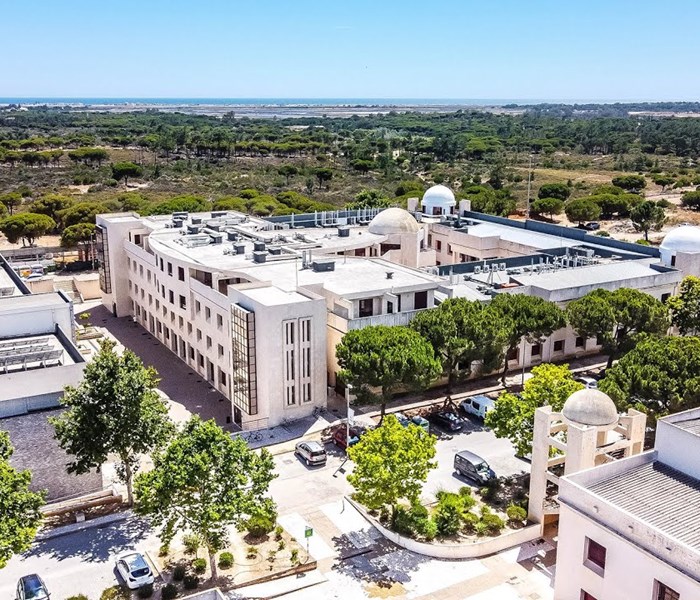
top-left (347, 309), bottom-right (423, 330)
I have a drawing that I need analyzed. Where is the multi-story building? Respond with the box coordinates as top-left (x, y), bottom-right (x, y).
top-left (96, 186), bottom-right (693, 430)
top-left (555, 407), bottom-right (700, 600)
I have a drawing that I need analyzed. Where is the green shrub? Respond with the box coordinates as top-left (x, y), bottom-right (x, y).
top-left (474, 521), bottom-right (490, 536)
top-left (506, 504), bottom-right (527, 524)
top-left (137, 583), bottom-right (154, 598)
top-left (462, 511), bottom-right (479, 533)
top-left (410, 502), bottom-right (429, 520)
top-left (172, 564), bottom-right (187, 581)
top-left (66, 596), bottom-right (89, 600)
top-left (183, 534), bottom-right (199, 555)
top-left (433, 494), bottom-right (463, 537)
top-left (274, 525), bottom-right (284, 540)
top-left (192, 558), bottom-right (206, 574)
top-left (481, 512), bottom-right (506, 534)
top-left (278, 539), bottom-right (286, 551)
top-left (267, 549), bottom-right (277, 562)
top-left (100, 587), bottom-right (129, 600)
top-left (291, 548), bottom-right (299, 565)
top-left (158, 543), bottom-right (170, 557)
top-left (415, 517), bottom-right (438, 541)
top-left (183, 574), bottom-right (199, 590)
top-left (391, 505), bottom-right (416, 536)
top-left (246, 545), bottom-right (258, 559)
top-left (161, 583), bottom-right (178, 600)
top-left (218, 551), bottom-right (234, 569)
top-left (246, 514), bottom-right (275, 537)
top-left (595, 230), bottom-right (611, 237)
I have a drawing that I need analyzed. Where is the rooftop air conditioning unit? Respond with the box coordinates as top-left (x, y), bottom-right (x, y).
top-left (499, 263), bottom-right (506, 271)
top-left (211, 211), bottom-right (227, 218)
top-left (311, 259), bottom-right (335, 272)
top-left (474, 266), bottom-right (482, 274)
top-left (253, 241), bottom-right (266, 252)
top-left (252, 251), bottom-right (267, 263)
top-left (337, 226), bottom-right (350, 238)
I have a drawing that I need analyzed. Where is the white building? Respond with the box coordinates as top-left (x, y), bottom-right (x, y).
top-left (659, 224), bottom-right (700, 277)
top-left (95, 186), bottom-right (689, 430)
top-left (555, 407), bottom-right (700, 600)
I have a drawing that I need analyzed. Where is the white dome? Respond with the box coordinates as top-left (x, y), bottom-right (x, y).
top-left (421, 184), bottom-right (456, 209)
top-left (368, 208), bottom-right (420, 235)
top-left (660, 225), bottom-right (700, 254)
top-left (562, 389), bottom-right (618, 428)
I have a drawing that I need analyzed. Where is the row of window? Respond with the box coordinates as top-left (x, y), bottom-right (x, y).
top-left (506, 336), bottom-right (587, 362)
top-left (357, 291), bottom-right (428, 318)
top-left (583, 537), bottom-right (680, 600)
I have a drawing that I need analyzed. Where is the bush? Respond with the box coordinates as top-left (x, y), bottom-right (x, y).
top-left (278, 540), bottom-right (286, 551)
top-left (506, 504), bottom-right (527, 525)
top-left (100, 587), bottom-right (129, 600)
top-left (183, 575), bottom-right (199, 590)
top-left (274, 525), bottom-right (284, 540)
top-left (291, 548), bottom-right (300, 564)
top-left (161, 584), bottom-right (178, 600)
top-left (66, 596), bottom-right (89, 600)
top-left (636, 238), bottom-right (651, 246)
top-left (246, 513), bottom-right (275, 537)
top-left (433, 494), bottom-right (463, 537)
top-left (192, 558), bottom-right (207, 574)
top-left (137, 583), bottom-right (154, 598)
top-left (183, 534), bottom-right (199, 555)
top-left (172, 564), bottom-right (187, 581)
top-left (480, 508), bottom-right (506, 535)
top-left (158, 543), bottom-right (170, 557)
top-left (218, 551), bottom-right (234, 569)
top-left (462, 511), bottom-right (479, 533)
top-left (595, 230), bottom-right (610, 237)
top-left (415, 517), bottom-right (438, 541)
top-left (474, 521), bottom-right (490, 536)
top-left (391, 505), bottom-right (416, 536)
top-left (246, 545), bottom-right (258, 559)
top-left (457, 488), bottom-right (476, 510)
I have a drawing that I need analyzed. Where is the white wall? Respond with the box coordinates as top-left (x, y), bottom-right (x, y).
top-left (0, 294), bottom-right (73, 338)
top-left (555, 503), bottom-right (700, 600)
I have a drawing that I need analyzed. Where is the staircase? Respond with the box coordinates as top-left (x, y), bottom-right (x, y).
top-left (53, 279), bottom-right (81, 303)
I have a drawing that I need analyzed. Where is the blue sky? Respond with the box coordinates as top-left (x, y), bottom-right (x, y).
top-left (2, 0), bottom-right (699, 100)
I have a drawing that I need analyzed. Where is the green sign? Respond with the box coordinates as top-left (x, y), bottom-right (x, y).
top-left (305, 526), bottom-right (313, 538)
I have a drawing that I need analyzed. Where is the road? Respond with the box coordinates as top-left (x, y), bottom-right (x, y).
top-left (0, 421), bottom-right (527, 599)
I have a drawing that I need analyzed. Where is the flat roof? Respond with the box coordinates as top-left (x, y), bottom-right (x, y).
top-left (0, 268), bottom-right (22, 296)
top-left (0, 291), bottom-right (68, 311)
top-left (669, 415), bottom-right (700, 437)
top-left (240, 286), bottom-right (312, 307)
top-left (587, 461), bottom-right (700, 551)
top-left (463, 222), bottom-right (580, 250)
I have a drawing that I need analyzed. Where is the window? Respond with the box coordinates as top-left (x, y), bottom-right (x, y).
top-left (198, 352), bottom-right (204, 368)
top-left (218, 344), bottom-right (224, 358)
top-left (205, 307), bottom-right (211, 321)
top-left (553, 340), bottom-right (564, 352)
top-left (178, 266), bottom-right (185, 281)
top-left (159, 257), bottom-right (164, 271)
top-left (655, 581), bottom-right (680, 600)
top-left (671, 255), bottom-right (676, 267)
top-left (436, 240), bottom-right (442, 252)
top-left (217, 313), bottom-right (223, 329)
top-left (196, 329), bottom-right (202, 341)
top-left (427, 234), bottom-right (432, 246)
top-left (414, 290), bottom-right (428, 310)
top-left (195, 300), bottom-right (201, 314)
top-left (169, 290), bottom-right (174, 304)
top-left (584, 537), bottom-right (606, 575)
top-left (575, 336), bottom-right (585, 348)
top-left (219, 369), bottom-right (227, 386)
top-left (661, 293), bottom-right (671, 303)
top-left (139, 264), bottom-right (143, 276)
top-left (358, 298), bottom-right (373, 318)
top-left (167, 262), bottom-right (172, 276)
top-left (507, 347), bottom-right (519, 362)
top-left (147, 270), bottom-right (151, 283)
top-left (531, 343), bottom-right (541, 357)
top-left (581, 592), bottom-right (598, 600)
top-left (179, 295), bottom-right (186, 309)
top-left (206, 335), bottom-right (212, 349)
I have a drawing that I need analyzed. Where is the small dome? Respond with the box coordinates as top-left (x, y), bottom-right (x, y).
top-left (660, 225), bottom-right (700, 254)
top-left (368, 208), bottom-right (420, 235)
top-left (562, 388), bottom-right (618, 427)
top-left (421, 184), bottom-right (456, 208)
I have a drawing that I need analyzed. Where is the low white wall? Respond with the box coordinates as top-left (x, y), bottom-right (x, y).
top-left (348, 497), bottom-right (542, 559)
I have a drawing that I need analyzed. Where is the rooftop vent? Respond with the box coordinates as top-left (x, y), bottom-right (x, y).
top-left (253, 241), bottom-right (266, 252)
top-left (253, 251), bottom-right (267, 263)
top-left (211, 211), bottom-right (227, 218)
top-left (338, 226), bottom-right (350, 238)
top-left (191, 216), bottom-right (202, 225)
top-left (207, 223), bottom-right (222, 232)
top-left (311, 259), bottom-right (335, 272)
top-left (234, 243), bottom-right (246, 254)
top-left (386, 271), bottom-right (394, 279)
top-left (187, 224), bottom-right (202, 235)
top-left (173, 212), bottom-right (189, 220)
top-left (210, 232), bottom-right (224, 245)
top-left (268, 247), bottom-right (282, 256)
top-left (227, 231), bottom-right (238, 241)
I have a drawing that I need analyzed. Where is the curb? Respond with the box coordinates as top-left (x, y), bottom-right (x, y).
top-left (36, 511), bottom-right (130, 542)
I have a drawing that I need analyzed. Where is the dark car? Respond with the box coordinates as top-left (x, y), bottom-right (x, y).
top-left (16, 575), bottom-right (50, 600)
top-left (578, 221), bottom-right (600, 231)
top-left (454, 450), bottom-right (496, 485)
top-left (428, 411), bottom-right (463, 432)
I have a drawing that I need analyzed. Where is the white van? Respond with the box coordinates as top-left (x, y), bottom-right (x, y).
top-left (459, 394), bottom-right (495, 420)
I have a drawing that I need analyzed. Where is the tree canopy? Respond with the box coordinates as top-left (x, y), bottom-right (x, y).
top-left (630, 200), bottom-right (666, 241)
top-left (486, 363), bottom-right (584, 457)
top-left (530, 197), bottom-right (564, 220)
top-left (0, 192), bottom-right (22, 215)
top-left (0, 431), bottom-right (45, 569)
top-left (566, 288), bottom-right (668, 368)
top-left (487, 293), bottom-right (566, 385)
top-left (112, 161), bottom-right (144, 186)
top-left (600, 335), bottom-right (700, 426)
top-left (336, 325), bottom-right (441, 419)
top-left (135, 417), bottom-right (276, 580)
top-left (410, 298), bottom-right (505, 392)
top-left (51, 339), bottom-right (174, 506)
top-left (668, 276), bottom-right (700, 335)
top-left (537, 182), bottom-right (570, 201)
top-left (0, 213), bottom-right (56, 246)
top-left (612, 174), bottom-right (647, 193)
top-left (347, 414), bottom-right (436, 511)
top-left (564, 198), bottom-right (601, 224)
top-left (346, 189), bottom-right (392, 210)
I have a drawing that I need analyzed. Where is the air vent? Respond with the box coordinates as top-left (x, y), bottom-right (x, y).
top-left (253, 241), bottom-right (266, 252)
top-left (386, 271), bottom-right (394, 279)
top-left (311, 259), bottom-right (335, 272)
top-left (210, 232), bottom-right (224, 244)
top-left (253, 251), bottom-right (267, 263)
top-left (234, 243), bottom-right (246, 254)
top-left (227, 231), bottom-right (238, 241)
top-left (337, 226), bottom-right (350, 238)
top-left (211, 211), bottom-right (227, 218)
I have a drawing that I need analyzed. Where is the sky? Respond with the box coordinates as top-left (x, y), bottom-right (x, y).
top-left (2, 0), bottom-right (699, 101)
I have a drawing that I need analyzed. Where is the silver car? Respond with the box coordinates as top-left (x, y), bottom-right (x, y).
top-left (295, 440), bottom-right (327, 466)
top-left (115, 552), bottom-right (154, 589)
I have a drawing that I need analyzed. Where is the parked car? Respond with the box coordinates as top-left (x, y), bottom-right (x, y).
top-left (577, 221), bottom-right (600, 231)
top-left (394, 412), bottom-right (430, 433)
top-left (115, 553), bottom-right (154, 590)
top-left (294, 440), bottom-right (327, 466)
top-left (16, 574), bottom-right (50, 600)
top-left (574, 376), bottom-right (598, 389)
top-left (454, 450), bottom-right (496, 484)
top-left (332, 424), bottom-right (369, 449)
top-left (428, 410), bottom-right (463, 432)
top-left (459, 394), bottom-right (495, 420)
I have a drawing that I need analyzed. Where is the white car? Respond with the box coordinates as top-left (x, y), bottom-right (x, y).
top-left (574, 376), bottom-right (598, 389)
top-left (116, 552), bottom-right (154, 589)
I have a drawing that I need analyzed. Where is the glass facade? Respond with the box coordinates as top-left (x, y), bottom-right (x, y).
top-left (231, 304), bottom-right (257, 415)
top-left (95, 225), bottom-right (111, 293)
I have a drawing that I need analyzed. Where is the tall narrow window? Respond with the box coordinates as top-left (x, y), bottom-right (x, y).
top-left (655, 582), bottom-right (680, 600)
top-left (584, 537), bottom-right (606, 576)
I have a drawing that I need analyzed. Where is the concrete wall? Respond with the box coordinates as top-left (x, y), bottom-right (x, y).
top-left (0, 294), bottom-right (74, 338)
top-left (73, 274), bottom-right (101, 300)
top-left (656, 408), bottom-right (700, 479)
top-left (555, 501), bottom-right (700, 600)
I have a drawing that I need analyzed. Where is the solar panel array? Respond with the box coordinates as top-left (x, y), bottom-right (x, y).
top-left (0, 337), bottom-right (63, 372)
